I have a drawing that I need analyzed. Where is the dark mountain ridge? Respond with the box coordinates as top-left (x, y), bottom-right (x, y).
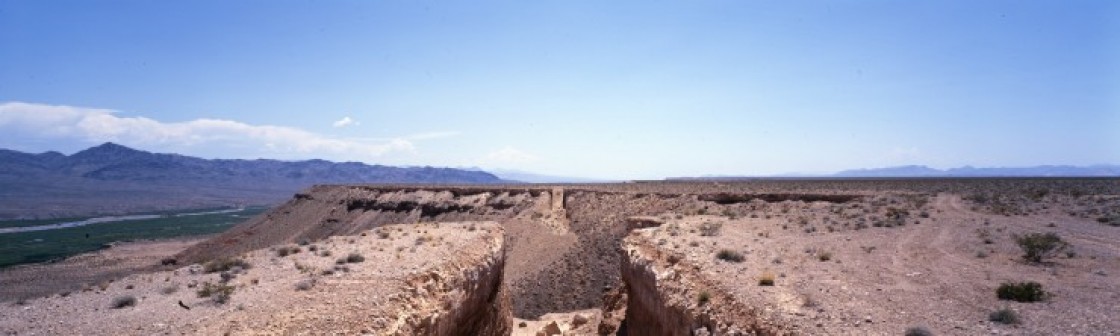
top-left (0, 143), bottom-right (506, 219)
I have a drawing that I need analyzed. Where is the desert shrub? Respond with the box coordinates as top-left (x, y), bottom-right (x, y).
top-left (295, 279), bottom-right (315, 291)
top-left (219, 271), bottom-right (236, 283)
top-left (697, 291), bottom-right (711, 305)
top-left (666, 254), bottom-right (681, 264)
top-left (974, 227), bottom-right (995, 244)
top-left (276, 246), bottom-right (302, 257)
top-left (197, 282), bottom-right (236, 304)
top-left (988, 308), bottom-right (1020, 325)
top-left (716, 249), bottom-right (744, 263)
top-left (996, 282), bottom-right (1046, 302)
top-left (758, 272), bottom-right (775, 286)
top-left (1098, 216), bottom-right (1119, 227)
top-left (160, 284), bottom-right (179, 295)
top-left (904, 326), bottom-right (933, 336)
top-left (203, 258), bottom-right (251, 273)
top-left (160, 257), bottom-right (178, 266)
top-left (110, 295), bottom-right (137, 309)
top-left (698, 221), bottom-right (723, 236)
top-left (817, 251), bottom-right (832, 262)
top-left (884, 207), bottom-right (909, 226)
top-left (346, 253), bottom-right (365, 263)
top-left (298, 239), bottom-right (310, 246)
top-left (1015, 232), bottom-right (1069, 263)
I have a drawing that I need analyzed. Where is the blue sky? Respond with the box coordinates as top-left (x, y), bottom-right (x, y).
top-left (1, 1), bottom-right (1116, 179)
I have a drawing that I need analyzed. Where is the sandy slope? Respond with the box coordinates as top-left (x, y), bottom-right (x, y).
top-left (0, 222), bottom-right (507, 335)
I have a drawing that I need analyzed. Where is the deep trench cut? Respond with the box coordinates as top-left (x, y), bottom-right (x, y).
top-left (699, 192), bottom-right (862, 204)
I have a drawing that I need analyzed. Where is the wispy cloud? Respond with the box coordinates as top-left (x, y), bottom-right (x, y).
top-left (405, 131), bottom-right (461, 140)
top-left (0, 102), bottom-right (416, 159)
top-left (482, 146), bottom-right (538, 165)
top-left (332, 116), bottom-right (357, 128)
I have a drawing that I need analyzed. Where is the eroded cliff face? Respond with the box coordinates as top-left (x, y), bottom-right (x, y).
top-left (619, 228), bottom-right (788, 336)
top-left (388, 223), bottom-right (511, 336)
top-left (177, 185), bottom-right (554, 264)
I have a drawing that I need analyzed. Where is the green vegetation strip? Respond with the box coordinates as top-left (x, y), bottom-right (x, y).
top-left (0, 207), bottom-right (266, 268)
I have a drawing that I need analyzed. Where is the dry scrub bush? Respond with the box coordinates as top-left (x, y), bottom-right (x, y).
top-left (997, 282), bottom-right (1046, 302)
top-left (716, 249), bottom-right (744, 263)
top-left (698, 221), bottom-right (723, 236)
top-left (295, 279), bottom-right (315, 291)
top-left (1015, 232), bottom-right (1069, 263)
top-left (989, 308), bottom-right (1020, 325)
top-left (904, 326), bottom-right (933, 336)
top-left (197, 282), bottom-right (236, 304)
top-left (697, 291), bottom-right (711, 305)
top-left (203, 258), bottom-right (251, 273)
top-left (110, 295), bottom-right (137, 309)
top-left (276, 246), bottom-right (302, 257)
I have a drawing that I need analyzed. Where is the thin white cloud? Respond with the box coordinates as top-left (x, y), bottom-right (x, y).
top-left (0, 102), bottom-right (415, 159)
top-left (332, 116), bottom-right (357, 128)
top-left (405, 131), bottom-right (461, 140)
top-left (482, 146), bottom-right (538, 165)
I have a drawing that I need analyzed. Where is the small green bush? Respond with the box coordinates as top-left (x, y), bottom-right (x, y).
top-left (110, 295), bottom-right (137, 309)
top-left (716, 249), bottom-right (744, 263)
top-left (1015, 233), bottom-right (1069, 263)
top-left (996, 282), bottom-right (1046, 302)
top-left (988, 308), bottom-right (1020, 325)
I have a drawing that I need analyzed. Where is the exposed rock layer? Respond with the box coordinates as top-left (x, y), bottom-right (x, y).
top-left (619, 228), bottom-right (787, 335)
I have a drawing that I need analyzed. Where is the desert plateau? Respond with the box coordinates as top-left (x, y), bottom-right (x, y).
top-left (2, 179), bottom-right (1118, 335)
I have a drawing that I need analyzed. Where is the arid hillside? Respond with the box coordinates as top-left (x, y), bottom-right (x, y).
top-left (4, 178), bottom-right (1119, 335)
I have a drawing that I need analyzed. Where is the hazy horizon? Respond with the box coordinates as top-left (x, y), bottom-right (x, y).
top-left (2, 1), bottom-right (1117, 180)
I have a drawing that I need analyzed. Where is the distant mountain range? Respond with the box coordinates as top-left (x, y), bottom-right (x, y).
top-left (0, 143), bottom-right (505, 219)
top-left (460, 168), bottom-right (609, 183)
top-left (671, 164), bottom-right (1120, 180)
top-left (833, 165), bottom-right (1120, 177)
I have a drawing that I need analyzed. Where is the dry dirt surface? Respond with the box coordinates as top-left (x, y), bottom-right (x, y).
top-left (0, 222), bottom-right (509, 335)
top-left (617, 190), bottom-right (1120, 335)
top-left (0, 238), bottom-right (204, 302)
top-left (3, 178), bottom-right (1119, 335)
